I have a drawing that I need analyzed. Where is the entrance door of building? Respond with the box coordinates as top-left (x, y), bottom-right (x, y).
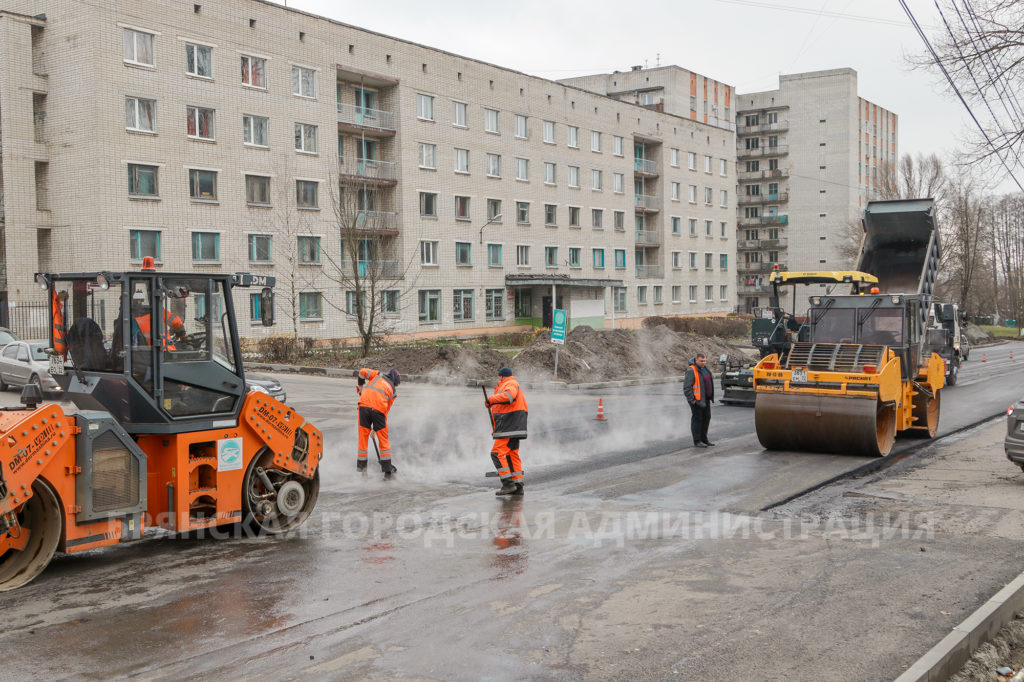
top-left (541, 296), bottom-right (563, 328)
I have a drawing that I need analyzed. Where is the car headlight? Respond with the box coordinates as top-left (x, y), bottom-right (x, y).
top-left (248, 385), bottom-right (270, 395)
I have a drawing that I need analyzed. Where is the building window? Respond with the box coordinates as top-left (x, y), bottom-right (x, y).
top-left (188, 169), bottom-right (217, 201)
top-left (544, 162), bottom-right (556, 185)
top-left (688, 185), bottom-right (697, 203)
top-left (455, 241), bottom-right (471, 265)
top-left (638, 286), bottom-right (648, 305)
top-left (125, 97), bottom-right (155, 132)
top-left (487, 198), bottom-right (502, 221)
top-left (613, 287), bottom-right (626, 313)
top-left (128, 163), bottom-right (158, 197)
top-left (516, 201), bottom-right (530, 224)
top-left (688, 152), bottom-right (697, 170)
top-left (720, 285), bottom-right (728, 301)
top-left (671, 217), bottom-right (681, 235)
top-left (299, 292), bottom-right (322, 320)
top-left (543, 120), bottom-right (555, 143)
top-left (569, 247), bottom-right (581, 268)
top-left (248, 234), bottom-right (272, 263)
top-left (420, 240), bottom-right (439, 265)
top-left (485, 288), bottom-right (504, 320)
top-left (294, 123), bottom-right (317, 153)
top-left (591, 130), bottom-right (602, 152)
top-left (705, 187), bottom-right (713, 205)
top-left (706, 220), bottom-right (713, 236)
top-left (545, 246), bottom-right (558, 268)
top-left (488, 243), bottom-right (502, 266)
top-left (614, 211), bottom-right (624, 231)
top-left (515, 288), bottom-right (532, 316)
top-left (720, 189), bottom-right (728, 207)
top-left (591, 169), bottom-right (602, 190)
top-left (670, 148), bottom-right (679, 166)
top-left (705, 253), bottom-right (713, 269)
top-left (704, 155), bottom-right (712, 173)
top-left (419, 142), bottom-right (437, 169)
top-left (129, 229), bottom-right (160, 261)
top-left (615, 249), bottom-right (626, 269)
top-left (249, 293), bottom-right (263, 322)
top-left (689, 285), bottom-right (697, 303)
top-left (569, 206), bottom-right (580, 228)
top-left (484, 108), bottom-right (499, 133)
top-left (243, 114), bottom-right (269, 147)
top-left (720, 158), bottom-right (728, 176)
top-left (568, 166), bottom-right (580, 188)
top-left (420, 191), bottom-right (437, 217)
top-left (592, 208), bottom-right (604, 229)
top-left (452, 100), bottom-right (468, 127)
top-left (516, 244), bottom-right (530, 266)
top-left (418, 290), bottom-right (441, 322)
top-left (486, 153), bottom-right (501, 177)
top-left (344, 290), bottom-right (363, 317)
top-left (689, 252), bottom-right (697, 269)
top-left (292, 66), bottom-right (316, 98)
top-left (453, 289), bottom-right (474, 321)
top-left (417, 93), bottom-right (434, 120)
top-left (705, 285), bottom-right (713, 302)
top-left (192, 231), bottom-right (219, 262)
top-left (545, 204), bottom-right (557, 226)
top-left (123, 28), bottom-right (154, 66)
top-left (514, 114), bottom-right (528, 138)
top-left (296, 180), bottom-right (318, 208)
top-left (653, 285), bottom-right (663, 304)
top-left (455, 195), bottom-right (471, 221)
top-left (515, 157), bottom-right (529, 181)
top-left (381, 290), bottom-right (400, 316)
top-left (241, 54), bottom-right (266, 88)
top-left (593, 249), bottom-right (605, 268)
top-left (720, 253), bottom-right (729, 270)
top-left (613, 135), bottom-right (624, 156)
top-left (298, 236), bottom-right (321, 264)
top-left (185, 42), bottom-right (213, 78)
top-left (672, 251), bottom-right (682, 269)
top-left (672, 285), bottom-right (681, 303)
top-left (568, 125), bottom-right (579, 148)
top-left (245, 174), bottom-right (270, 205)
top-left (613, 173), bottom-right (624, 193)
top-left (689, 218), bottom-right (697, 236)
top-left (454, 148), bottom-right (469, 174)
top-left (671, 182), bottom-right (680, 201)
top-left (186, 106), bottom-right (215, 140)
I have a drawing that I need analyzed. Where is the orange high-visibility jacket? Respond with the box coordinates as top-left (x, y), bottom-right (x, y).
top-left (134, 311), bottom-right (185, 349)
top-left (357, 368), bottom-right (397, 414)
top-left (488, 375), bottom-right (528, 439)
top-left (688, 364), bottom-right (702, 402)
top-left (51, 290), bottom-right (67, 357)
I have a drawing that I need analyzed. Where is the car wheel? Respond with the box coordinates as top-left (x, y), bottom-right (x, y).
top-left (29, 375), bottom-right (42, 392)
top-left (0, 376), bottom-right (7, 391)
top-left (946, 363), bottom-right (958, 386)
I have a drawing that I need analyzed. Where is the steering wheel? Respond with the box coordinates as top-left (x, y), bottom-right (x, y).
top-left (182, 332), bottom-right (208, 350)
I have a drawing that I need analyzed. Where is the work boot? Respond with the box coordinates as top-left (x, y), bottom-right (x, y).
top-left (382, 462), bottom-right (397, 480)
top-left (357, 460), bottom-right (368, 478)
top-left (703, 441), bottom-right (716, 446)
top-left (495, 481), bottom-right (518, 496)
top-left (512, 482), bottom-right (524, 496)
top-left (695, 442), bottom-right (708, 449)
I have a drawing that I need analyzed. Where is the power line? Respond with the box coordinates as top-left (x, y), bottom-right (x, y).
top-left (961, 0), bottom-right (1024, 139)
top-left (712, 0), bottom-right (918, 27)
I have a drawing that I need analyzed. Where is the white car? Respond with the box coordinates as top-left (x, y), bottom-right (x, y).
top-left (0, 341), bottom-right (62, 395)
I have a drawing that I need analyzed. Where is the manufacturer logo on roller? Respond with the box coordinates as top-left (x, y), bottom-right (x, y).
top-left (217, 437), bottom-right (243, 472)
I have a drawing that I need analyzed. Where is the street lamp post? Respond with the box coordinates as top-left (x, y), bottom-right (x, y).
top-left (478, 214), bottom-right (503, 243)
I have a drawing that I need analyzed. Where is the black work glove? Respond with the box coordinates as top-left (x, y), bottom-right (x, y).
top-left (357, 376), bottom-right (366, 386)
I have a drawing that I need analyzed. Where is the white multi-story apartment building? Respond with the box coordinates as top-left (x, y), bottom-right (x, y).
top-left (734, 69), bottom-right (898, 312)
top-left (0, 1), bottom-right (736, 341)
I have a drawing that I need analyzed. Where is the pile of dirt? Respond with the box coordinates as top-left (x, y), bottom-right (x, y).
top-left (508, 325), bottom-right (747, 383)
top-left (367, 345), bottom-right (509, 381)
top-left (964, 322), bottom-right (996, 345)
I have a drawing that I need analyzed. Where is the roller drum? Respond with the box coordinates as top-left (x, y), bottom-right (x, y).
top-left (755, 393), bottom-right (896, 457)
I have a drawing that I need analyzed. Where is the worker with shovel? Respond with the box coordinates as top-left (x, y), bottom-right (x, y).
top-left (484, 367), bottom-right (528, 496)
top-left (357, 367), bottom-right (400, 479)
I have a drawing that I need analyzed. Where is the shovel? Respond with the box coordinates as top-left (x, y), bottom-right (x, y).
top-left (483, 386), bottom-right (500, 478)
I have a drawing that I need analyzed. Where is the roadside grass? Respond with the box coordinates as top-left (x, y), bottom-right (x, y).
top-left (981, 325), bottom-right (1021, 338)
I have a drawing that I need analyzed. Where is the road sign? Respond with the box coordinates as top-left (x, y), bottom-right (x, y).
top-left (552, 309), bottom-right (567, 345)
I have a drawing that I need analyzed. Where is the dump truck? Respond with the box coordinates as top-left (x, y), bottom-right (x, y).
top-left (752, 199), bottom-right (946, 457)
top-left (0, 262), bottom-right (322, 590)
top-left (925, 301), bottom-right (967, 386)
top-left (720, 270), bottom-right (879, 406)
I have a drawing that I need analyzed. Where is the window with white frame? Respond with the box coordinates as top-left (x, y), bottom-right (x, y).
top-left (516, 201), bottom-right (530, 224)
top-left (452, 100), bottom-right (467, 127)
top-left (298, 236), bottom-right (321, 264)
top-left (454, 148), bottom-right (469, 174)
top-left (544, 162), bottom-right (556, 185)
top-left (485, 288), bottom-right (504, 320)
top-left (516, 244), bottom-right (530, 265)
top-left (705, 187), bottom-right (713, 204)
top-left (614, 211), bottom-right (624, 231)
top-left (418, 289), bottom-right (440, 322)
top-left (245, 174), bottom-right (270, 205)
top-left (671, 217), bottom-right (681, 235)
top-left (382, 290), bottom-right (400, 316)
top-left (487, 198), bottom-right (502, 220)
top-left (453, 289), bottom-right (474, 321)
top-left (514, 114), bottom-right (528, 138)
top-left (419, 142), bottom-right (437, 169)
top-left (514, 289), bottom-right (532, 317)
top-left (545, 246), bottom-right (558, 267)
top-left (420, 240), bottom-right (439, 265)
top-left (613, 135), bottom-right (623, 156)
top-left (568, 125), bottom-right (579, 148)
top-left (125, 97), bottom-right (155, 132)
top-left (613, 173), bottom-right (624, 193)
top-left (653, 285), bottom-right (662, 304)
top-left (417, 94), bottom-right (434, 120)
top-left (689, 285), bottom-right (697, 302)
top-left (705, 285), bottom-right (713, 302)
top-left (487, 243), bottom-right (502, 266)
top-left (721, 189), bottom-right (728, 206)
top-left (689, 218), bottom-right (697, 236)
top-left (591, 130), bottom-right (602, 152)
top-left (420, 192), bottom-right (437, 217)
top-left (670, 148), bottom-right (679, 166)
top-left (294, 123), bottom-right (317, 153)
top-left (592, 208), bottom-right (604, 229)
top-left (241, 54), bottom-right (266, 88)
top-left (704, 155), bottom-right (712, 173)
top-left (292, 66), bottom-right (315, 98)
top-left (485, 153), bottom-right (501, 178)
top-left (688, 185), bottom-right (697, 203)
top-left (671, 182), bottom-right (680, 201)
top-left (720, 285), bottom-right (728, 301)
top-left (123, 28), bottom-right (154, 66)
top-left (545, 204), bottom-right (557, 226)
top-left (638, 286), bottom-right (647, 304)
top-left (672, 285), bottom-right (681, 303)
top-left (186, 106), bottom-right (215, 140)
top-left (568, 166), bottom-right (580, 188)
top-left (455, 241), bottom-right (471, 265)
top-left (515, 157), bottom-right (529, 181)
top-left (296, 180), bottom-right (318, 208)
top-left (128, 163), bottom-right (158, 197)
top-left (705, 252), bottom-right (713, 269)
top-left (721, 221), bottom-right (728, 237)
top-left (613, 287), bottom-right (626, 313)
top-left (615, 249), bottom-right (626, 269)
top-left (543, 119), bottom-right (555, 143)
top-left (192, 231), bottom-right (219, 262)
top-left (569, 206), bottom-right (580, 228)
top-left (592, 169), bottom-right (602, 190)
top-left (689, 251), bottom-right (697, 269)
top-left (243, 114), bottom-right (268, 147)
top-left (484, 108), bottom-right (499, 133)
top-left (705, 220), bottom-right (713, 236)
top-left (720, 158), bottom-right (728, 176)
top-left (185, 42), bottom-right (213, 78)
top-left (672, 251), bottom-right (682, 269)
top-left (687, 151), bottom-right (697, 170)
top-left (299, 292), bottom-right (323, 320)
top-left (455, 195), bottom-right (470, 221)
top-left (188, 168), bottom-right (217, 201)
top-left (248, 234), bottom-right (272, 262)
top-left (569, 247), bottom-right (581, 268)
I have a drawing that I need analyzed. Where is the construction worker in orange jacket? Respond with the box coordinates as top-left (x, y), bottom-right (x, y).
top-left (485, 367), bottom-right (528, 496)
top-left (357, 367), bottom-right (400, 478)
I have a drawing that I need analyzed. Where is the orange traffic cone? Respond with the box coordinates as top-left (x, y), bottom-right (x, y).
top-left (594, 398), bottom-right (607, 422)
top-left (1011, 350), bottom-right (1015, 360)
top-left (983, 353), bottom-right (987, 362)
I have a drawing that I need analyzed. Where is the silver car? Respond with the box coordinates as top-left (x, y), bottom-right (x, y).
top-left (0, 341), bottom-right (62, 395)
top-left (1006, 400), bottom-right (1024, 472)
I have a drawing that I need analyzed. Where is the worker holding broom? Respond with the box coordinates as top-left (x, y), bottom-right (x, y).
top-left (356, 367), bottom-right (400, 479)
top-left (484, 367), bottom-right (528, 496)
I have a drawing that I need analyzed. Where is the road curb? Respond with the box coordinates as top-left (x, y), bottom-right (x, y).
top-left (894, 570), bottom-right (1024, 682)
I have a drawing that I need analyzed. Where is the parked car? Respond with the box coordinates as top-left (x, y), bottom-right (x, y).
top-left (0, 341), bottom-right (62, 395)
top-left (245, 373), bottom-right (286, 403)
top-left (0, 327), bottom-right (19, 347)
top-left (1006, 400), bottom-right (1024, 472)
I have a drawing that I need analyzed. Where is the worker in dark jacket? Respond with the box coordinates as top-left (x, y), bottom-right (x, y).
top-left (684, 353), bottom-right (715, 448)
top-left (485, 367), bottom-right (528, 496)
top-left (357, 367), bottom-right (400, 479)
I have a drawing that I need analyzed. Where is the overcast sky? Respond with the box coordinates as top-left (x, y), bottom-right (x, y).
top-left (278, 0), bottom-right (992, 185)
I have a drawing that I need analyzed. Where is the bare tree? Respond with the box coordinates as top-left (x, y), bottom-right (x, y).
top-left (990, 194), bottom-right (1024, 323)
top-left (942, 177), bottom-right (989, 310)
top-left (876, 153), bottom-right (947, 202)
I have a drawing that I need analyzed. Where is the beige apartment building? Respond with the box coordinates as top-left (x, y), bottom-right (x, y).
top-left (0, 0), bottom-right (736, 342)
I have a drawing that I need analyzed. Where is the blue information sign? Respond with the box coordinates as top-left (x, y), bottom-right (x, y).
top-left (551, 309), bottom-right (567, 345)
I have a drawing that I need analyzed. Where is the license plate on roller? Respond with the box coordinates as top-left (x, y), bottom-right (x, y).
top-left (791, 368), bottom-right (807, 383)
top-left (49, 354), bottom-right (65, 376)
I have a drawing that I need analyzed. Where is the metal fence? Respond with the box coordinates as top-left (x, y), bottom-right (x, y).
top-left (7, 302), bottom-right (50, 340)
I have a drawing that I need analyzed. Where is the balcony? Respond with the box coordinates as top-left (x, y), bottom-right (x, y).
top-left (635, 230), bottom-right (661, 246)
top-left (737, 168), bottom-right (790, 181)
top-left (633, 158), bottom-right (658, 176)
top-left (737, 215), bottom-right (788, 227)
top-left (736, 145), bottom-right (789, 159)
top-left (737, 120), bottom-right (789, 135)
top-left (338, 157), bottom-right (397, 184)
top-left (339, 210), bottom-right (399, 235)
top-left (340, 259), bottom-right (402, 279)
top-left (737, 191), bottom-right (789, 205)
top-left (337, 103), bottom-right (396, 135)
top-left (738, 262), bottom-right (785, 273)
top-left (636, 264), bottom-right (663, 279)
top-left (737, 238), bottom-right (788, 250)
top-left (634, 194), bottom-right (659, 212)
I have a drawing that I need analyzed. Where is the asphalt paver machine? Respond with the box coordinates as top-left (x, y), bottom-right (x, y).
top-left (0, 264), bottom-right (322, 590)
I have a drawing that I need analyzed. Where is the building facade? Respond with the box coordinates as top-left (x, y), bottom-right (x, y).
top-left (733, 69), bottom-right (898, 312)
top-left (0, 1), bottom-right (737, 342)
